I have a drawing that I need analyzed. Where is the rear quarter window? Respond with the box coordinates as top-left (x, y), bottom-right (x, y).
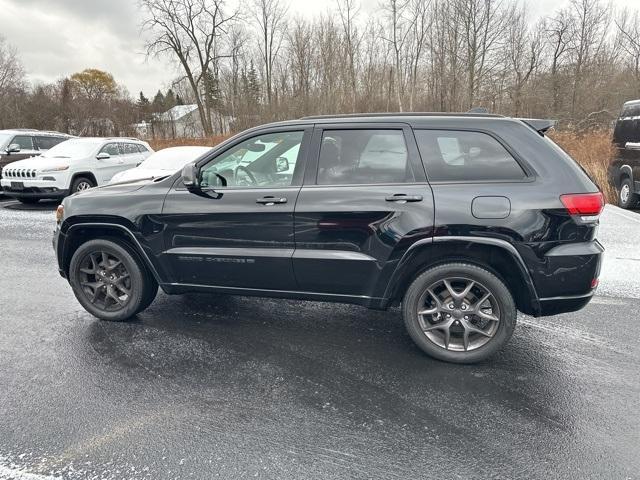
top-left (414, 130), bottom-right (526, 182)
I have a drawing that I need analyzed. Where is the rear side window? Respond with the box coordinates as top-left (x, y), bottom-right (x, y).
top-left (137, 144), bottom-right (149, 153)
top-left (36, 136), bottom-right (66, 150)
top-left (122, 143), bottom-right (139, 155)
top-left (317, 129), bottom-right (413, 185)
top-left (415, 130), bottom-right (526, 182)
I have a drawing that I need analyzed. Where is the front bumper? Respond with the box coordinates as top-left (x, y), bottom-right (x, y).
top-left (1, 177), bottom-right (69, 200)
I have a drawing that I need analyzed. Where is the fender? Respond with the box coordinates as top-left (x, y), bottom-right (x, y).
top-left (619, 164), bottom-right (633, 183)
top-left (382, 235), bottom-right (540, 313)
top-left (62, 221), bottom-right (166, 284)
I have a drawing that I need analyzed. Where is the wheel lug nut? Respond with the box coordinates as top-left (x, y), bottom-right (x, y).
top-left (449, 303), bottom-right (454, 309)
top-left (464, 316), bottom-right (469, 320)
top-left (461, 305), bottom-right (467, 310)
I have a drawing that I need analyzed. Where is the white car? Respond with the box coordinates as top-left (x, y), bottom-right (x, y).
top-left (0, 137), bottom-right (153, 203)
top-left (109, 146), bottom-right (211, 184)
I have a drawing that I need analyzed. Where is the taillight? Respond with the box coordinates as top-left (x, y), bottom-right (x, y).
top-left (560, 192), bottom-right (604, 220)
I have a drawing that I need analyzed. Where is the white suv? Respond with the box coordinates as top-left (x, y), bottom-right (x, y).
top-left (0, 137), bottom-right (153, 203)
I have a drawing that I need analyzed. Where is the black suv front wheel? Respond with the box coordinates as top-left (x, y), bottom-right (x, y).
top-left (402, 263), bottom-right (516, 364)
top-left (69, 239), bottom-right (158, 321)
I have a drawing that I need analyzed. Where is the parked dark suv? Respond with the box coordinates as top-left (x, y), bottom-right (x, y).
top-left (53, 113), bottom-right (604, 363)
top-left (609, 99), bottom-right (640, 208)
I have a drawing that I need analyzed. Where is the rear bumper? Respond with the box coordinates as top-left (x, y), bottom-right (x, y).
top-left (530, 240), bottom-right (603, 317)
top-left (537, 292), bottom-right (595, 316)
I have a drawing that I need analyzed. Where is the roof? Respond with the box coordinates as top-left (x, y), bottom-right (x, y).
top-left (156, 104), bottom-right (199, 121)
top-left (301, 112), bottom-right (504, 120)
top-left (247, 112), bottom-right (543, 132)
top-left (0, 129), bottom-right (73, 137)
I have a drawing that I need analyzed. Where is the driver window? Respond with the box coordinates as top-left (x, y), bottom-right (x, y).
top-left (200, 131), bottom-right (303, 188)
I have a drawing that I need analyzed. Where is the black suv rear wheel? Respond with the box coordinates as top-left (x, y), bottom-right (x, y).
top-left (618, 177), bottom-right (639, 209)
top-left (402, 263), bottom-right (516, 364)
top-left (69, 239), bottom-right (158, 321)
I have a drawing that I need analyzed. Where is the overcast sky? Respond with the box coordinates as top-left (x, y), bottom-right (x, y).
top-left (1, 0), bottom-right (638, 97)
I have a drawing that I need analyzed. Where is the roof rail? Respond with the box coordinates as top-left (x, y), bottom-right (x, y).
top-left (300, 112), bottom-right (504, 120)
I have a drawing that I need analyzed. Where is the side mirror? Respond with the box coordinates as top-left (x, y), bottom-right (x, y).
top-left (275, 156), bottom-right (289, 173)
top-left (182, 161), bottom-right (200, 189)
top-left (7, 143), bottom-right (20, 154)
top-left (96, 152), bottom-right (111, 160)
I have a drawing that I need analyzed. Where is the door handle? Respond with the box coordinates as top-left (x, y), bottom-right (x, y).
top-left (256, 196), bottom-right (287, 205)
top-left (385, 194), bottom-right (423, 203)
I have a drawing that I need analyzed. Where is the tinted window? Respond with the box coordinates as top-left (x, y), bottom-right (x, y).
top-left (122, 143), bottom-right (140, 155)
top-left (137, 144), bottom-right (149, 153)
top-left (200, 131), bottom-right (303, 188)
top-left (415, 130), bottom-right (526, 182)
top-left (36, 136), bottom-right (66, 150)
top-left (11, 136), bottom-right (34, 150)
top-left (317, 130), bottom-right (412, 185)
top-left (100, 143), bottom-right (120, 156)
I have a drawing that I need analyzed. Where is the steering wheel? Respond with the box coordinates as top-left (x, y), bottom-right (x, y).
top-left (234, 165), bottom-right (258, 186)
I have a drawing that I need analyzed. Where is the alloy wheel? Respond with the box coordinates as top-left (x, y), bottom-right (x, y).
top-left (417, 277), bottom-right (500, 352)
top-left (77, 251), bottom-right (132, 311)
top-left (620, 184), bottom-right (630, 204)
top-left (76, 181), bottom-right (92, 192)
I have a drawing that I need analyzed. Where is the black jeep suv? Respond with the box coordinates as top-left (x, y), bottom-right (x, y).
top-left (53, 113), bottom-right (604, 363)
top-left (609, 99), bottom-right (640, 209)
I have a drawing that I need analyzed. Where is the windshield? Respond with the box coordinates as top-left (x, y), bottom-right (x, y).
top-left (41, 139), bottom-right (100, 159)
top-left (0, 134), bottom-right (12, 149)
top-left (140, 147), bottom-right (210, 171)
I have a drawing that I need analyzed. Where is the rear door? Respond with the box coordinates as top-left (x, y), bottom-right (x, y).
top-left (293, 123), bottom-right (434, 299)
top-left (160, 127), bottom-right (312, 290)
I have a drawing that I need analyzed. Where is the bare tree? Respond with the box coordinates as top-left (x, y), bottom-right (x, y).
top-left (141, 0), bottom-right (238, 136)
top-left (546, 9), bottom-right (573, 116)
top-left (337, 0), bottom-right (361, 112)
top-left (506, 8), bottom-right (543, 116)
top-left (253, 0), bottom-right (289, 107)
top-left (0, 36), bottom-right (25, 94)
top-left (381, 0), bottom-right (414, 111)
top-left (616, 9), bottom-right (640, 95)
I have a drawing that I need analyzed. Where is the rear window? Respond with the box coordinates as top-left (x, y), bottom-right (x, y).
top-left (36, 136), bottom-right (67, 150)
top-left (414, 130), bottom-right (526, 182)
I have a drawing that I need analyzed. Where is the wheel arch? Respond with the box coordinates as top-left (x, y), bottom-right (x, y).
top-left (61, 221), bottom-right (164, 284)
top-left (383, 237), bottom-right (540, 316)
top-left (69, 171), bottom-right (98, 189)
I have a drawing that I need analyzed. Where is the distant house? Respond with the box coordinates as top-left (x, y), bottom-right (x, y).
top-left (152, 104), bottom-right (232, 138)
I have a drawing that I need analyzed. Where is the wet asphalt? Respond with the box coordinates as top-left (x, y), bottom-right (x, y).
top-left (0, 198), bottom-right (639, 479)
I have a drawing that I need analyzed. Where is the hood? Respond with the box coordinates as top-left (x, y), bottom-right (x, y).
top-left (71, 178), bottom-right (153, 198)
top-left (109, 167), bottom-right (175, 184)
top-left (2, 155), bottom-right (50, 169)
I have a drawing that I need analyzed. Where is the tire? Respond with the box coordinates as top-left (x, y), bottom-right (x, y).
top-left (70, 176), bottom-right (95, 194)
top-left (402, 263), bottom-right (516, 364)
top-left (618, 177), bottom-right (638, 209)
top-left (17, 197), bottom-right (39, 204)
top-left (69, 238), bottom-right (156, 321)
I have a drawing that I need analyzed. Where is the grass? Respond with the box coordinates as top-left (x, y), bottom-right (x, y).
top-left (149, 129), bottom-right (617, 204)
top-left (549, 130), bottom-right (616, 203)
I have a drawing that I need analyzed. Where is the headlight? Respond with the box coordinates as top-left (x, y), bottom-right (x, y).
top-left (40, 166), bottom-right (69, 173)
top-left (56, 205), bottom-right (64, 224)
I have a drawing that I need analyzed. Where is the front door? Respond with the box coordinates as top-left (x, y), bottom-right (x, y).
top-left (95, 142), bottom-right (124, 183)
top-left (160, 127), bottom-right (311, 290)
top-left (293, 124), bottom-right (435, 299)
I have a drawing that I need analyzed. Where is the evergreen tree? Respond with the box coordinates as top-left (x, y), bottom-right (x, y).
top-left (151, 90), bottom-right (165, 112)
